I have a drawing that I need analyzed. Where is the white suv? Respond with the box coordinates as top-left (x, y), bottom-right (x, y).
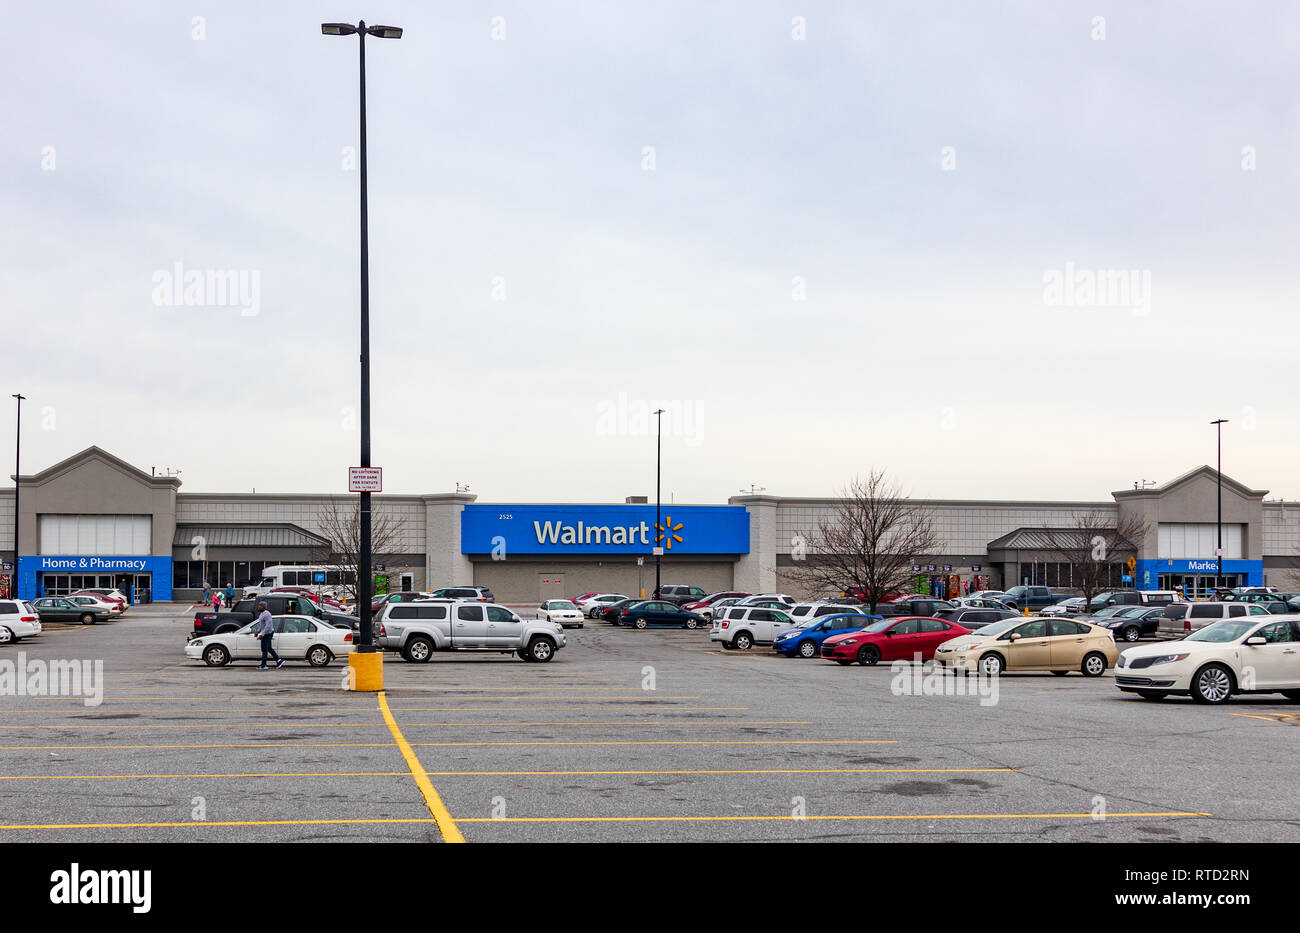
top-left (787, 602), bottom-right (872, 627)
top-left (0, 600), bottom-right (42, 643)
top-left (710, 606), bottom-right (796, 650)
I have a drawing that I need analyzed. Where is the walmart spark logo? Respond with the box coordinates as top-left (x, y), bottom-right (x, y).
top-left (655, 516), bottom-right (685, 550)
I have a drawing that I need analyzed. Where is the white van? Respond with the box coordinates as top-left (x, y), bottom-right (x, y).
top-left (243, 565), bottom-right (356, 599)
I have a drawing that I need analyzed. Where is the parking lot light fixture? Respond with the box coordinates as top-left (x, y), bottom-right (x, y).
top-left (11, 394), bottom-right (22, 599)
top-left (1211, 419), bottom-right (1228, 582)
top-left (321, 18), bottom-right (402, 678)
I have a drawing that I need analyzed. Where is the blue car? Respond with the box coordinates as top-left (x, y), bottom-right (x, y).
top-left (618, 599), bottom-right (708, 629)
top-left (773, 613), bottom-right (881, 658)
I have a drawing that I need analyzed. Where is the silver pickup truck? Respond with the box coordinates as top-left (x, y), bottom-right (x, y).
top-left (376, 599), bottom-right (566, 662)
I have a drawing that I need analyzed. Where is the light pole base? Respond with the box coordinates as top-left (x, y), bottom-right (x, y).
top-left (347, 651), bottom-right (384, 692)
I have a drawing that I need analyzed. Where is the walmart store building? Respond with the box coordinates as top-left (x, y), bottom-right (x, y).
top-left (2, 448), bottom-right (1296, 603)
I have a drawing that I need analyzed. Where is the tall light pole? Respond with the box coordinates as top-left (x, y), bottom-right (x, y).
top-left (1211, 418), bottom-right (1228, 585)
top-left (11, 394), bottom-right (22, 600)
top-left (322, 20), bottom-right (402, 672)
top-left (654, 409), bottom-right (665, 599)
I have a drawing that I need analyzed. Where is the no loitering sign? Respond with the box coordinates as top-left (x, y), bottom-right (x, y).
top-left (348, 467), bottom-right (383, 492)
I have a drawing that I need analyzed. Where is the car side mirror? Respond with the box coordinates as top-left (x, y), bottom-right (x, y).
top-left (1245, 636), bottom-right (1267, 646)
top-left (1008, 633), bottom-right (1022, 641)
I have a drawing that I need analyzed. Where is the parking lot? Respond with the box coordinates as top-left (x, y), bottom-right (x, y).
top-left (2, 603), bottom-right (1299, 843)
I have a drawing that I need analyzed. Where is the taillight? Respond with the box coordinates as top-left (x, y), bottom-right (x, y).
top-left (620, 610), bottom-right (628, 616)
top-left (194, 620), bottom-right (202, 628)
top-left (378, 623), bottom-right (386, 636)
top-left (20, 616), bottom-right (36, 623)
top-left (344, 633), bottom-right (354, 642)
top-left (1184, 620), bottom-right (1191, 631)
top-left (721, 621), bottom-right (730, 629)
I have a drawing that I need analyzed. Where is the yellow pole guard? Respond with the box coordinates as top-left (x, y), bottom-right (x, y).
top-left (347, 651), bottom-right (384, 692)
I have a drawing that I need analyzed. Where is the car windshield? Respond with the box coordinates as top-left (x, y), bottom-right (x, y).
top-left (1185, 620), bottom-right (1260, 643)
top-left (548, 601), bottom-right (577, 610)
top-left (861, 619), bottom-right (897, 633)
top-left (1091, 607), bottom-right (1125, 618)
top-left (1112, 607), bottom-right (1144, 618)
top-left (967, 617), bottom-right (1023, 637)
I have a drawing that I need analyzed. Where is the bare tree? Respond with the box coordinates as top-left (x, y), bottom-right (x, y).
top-left (313, 499), bottom-right (409, 605)
top-left (787, 471), bottom-right (942, 613)
top-left (1038, 512), bottom-right (1148, 610)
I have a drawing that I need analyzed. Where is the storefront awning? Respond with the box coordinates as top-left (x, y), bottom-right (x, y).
top-left (172, 524), bottom-right (330, 548)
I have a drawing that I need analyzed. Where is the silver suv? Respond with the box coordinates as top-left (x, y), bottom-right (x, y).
top-left (1157, 601), bottom-right (1270, 636)
top-left (710, 606), bottom-right (797, 650)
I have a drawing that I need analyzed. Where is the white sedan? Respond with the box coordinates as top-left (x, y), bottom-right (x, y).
top-left (578, 594), bottom-right (628, 618)
top-left (1116, 615), bottom-right (1300, 704)
top-left (68, 594), bottom-right (124, 616)
top-left (185, 615), bottom-right (354, 667)
top-left (537, 600), bottom-right (585, 628)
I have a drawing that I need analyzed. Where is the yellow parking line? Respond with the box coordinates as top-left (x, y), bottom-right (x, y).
top-left (1228, 712), bottom-right (1297, 723)
top-left (0, 719), bottom-right (811, 731)
top-left (0, 768), bottom-right (1018, 781)
top-left (377, 691), bottom-right (464, 844)
top-left (0, 739), bottom-right (897, 751)
top-left (0, 810), bottom-right (1210, 832)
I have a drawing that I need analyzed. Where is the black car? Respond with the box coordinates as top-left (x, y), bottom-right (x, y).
top-left (597, 598), bottom-right (640, 623)
top-left (1094, 605), bottom-right (1167, 642)
top-left (193, 594), bottom-right (359, 638)
top-left (656, 585), bottom-right (709, 606)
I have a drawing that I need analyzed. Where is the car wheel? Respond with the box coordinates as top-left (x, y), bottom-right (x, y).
top-left (684, 618), bottom-right (698, 629)
top-left (858, 645), bottom-right (881, 666)
top-left (798, 640), bottom-right (818, 659)
top-left (1081, 652), bottom-right (1107, 677)
top-left (202, 644), bottom-right (230, 667)
top-left (403, 636), bottom-right (434, 663)
top-left (1051, 669), bottom-right (1069, 677)
top-left (306, 645), bottom-right (332, 667)
top-left (732, 631), bottom-right (753, 650)
top-left (2, 626), bottom-right (17, 644)
top-left (528, 637), bottom-right (555, 662)
top-left (1190, 663), bottom-right (1234, 704)
top-left (978, 653), bottom-right (1004, 677)
top-left (80, 613), bottom-right (95, 625)
top-left (1137, 690), bottom-right (1168, 701)
top-left (634, 618), bottom-right (648, 630)
top-left (1121, 626), bottom-right (1141, 642)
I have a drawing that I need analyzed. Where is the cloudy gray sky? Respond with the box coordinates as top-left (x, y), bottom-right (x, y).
top-left (4, 1), bottom-right (1297, 503)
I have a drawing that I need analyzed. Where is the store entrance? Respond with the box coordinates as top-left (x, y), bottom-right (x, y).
top-left (114, 573), bottom-right (153, 604)
top-left (1158, 573), bottom-right (1241, 600)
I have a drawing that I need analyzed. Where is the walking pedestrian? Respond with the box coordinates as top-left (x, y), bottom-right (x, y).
top-left (213, 591), bottom-right (221, 613)
top-left (225, 583), bottom-right (234, 607)
top-left (254, 602), bottom-right (283, 670)
top-left (202, 581), bottom-right (211, 607)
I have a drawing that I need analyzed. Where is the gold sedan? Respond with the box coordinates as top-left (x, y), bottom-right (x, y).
top-left (934, 616), bottom-right (1119, 677)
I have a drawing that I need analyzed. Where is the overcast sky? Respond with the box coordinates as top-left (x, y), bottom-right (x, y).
top-left (4, 1), bottom-right (1298, 504)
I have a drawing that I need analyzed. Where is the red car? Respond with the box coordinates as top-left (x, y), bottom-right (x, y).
top-left (682, 591), bottom-right (751, 612)
top-left (270, 586), bottom-right (342, 608)
top-left (820, 615), bottom-right (972, 666)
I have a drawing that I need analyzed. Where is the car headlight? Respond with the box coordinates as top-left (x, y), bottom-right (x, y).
top-left (838, 638), bottom-right (859, 646)
top-left (1146, 653), bottom-right (1190, 666)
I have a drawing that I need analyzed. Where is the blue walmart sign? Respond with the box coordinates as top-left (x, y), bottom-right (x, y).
top-left (461, 505), bottom-right (749, 555)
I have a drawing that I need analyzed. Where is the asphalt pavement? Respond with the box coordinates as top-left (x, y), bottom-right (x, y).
top-left (1, 604), bottom-right (1297, 843)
